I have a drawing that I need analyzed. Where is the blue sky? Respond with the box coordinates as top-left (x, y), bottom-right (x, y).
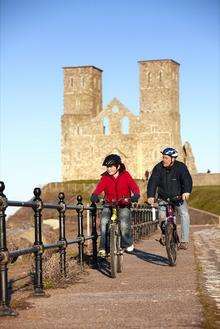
top-left (1, 0), bottom-right (220, 209)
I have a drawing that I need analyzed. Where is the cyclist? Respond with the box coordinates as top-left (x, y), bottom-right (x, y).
top-left (90, 154), bottom-right (140, 257)
top-left (147, 147), bottom-right (192, 250)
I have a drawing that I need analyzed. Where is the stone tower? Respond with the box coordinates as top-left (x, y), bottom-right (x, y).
top-left (139, 59), bottom-right (182, 148)
top-left (61, 66), bottom-right (103, 180)
top-left (63, 65), bottom-right (102, 117)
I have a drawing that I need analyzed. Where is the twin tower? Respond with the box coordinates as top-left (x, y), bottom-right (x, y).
top-left (61, 59), bottom-right (196, 181)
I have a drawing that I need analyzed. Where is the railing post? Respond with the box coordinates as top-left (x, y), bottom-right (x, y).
top-left (0, 182), bottom-right (17, 316)
top-left (58, 192), bottom-right (67, 277)
top-left (32, 188), bottom-right (45, 296)
top-left (76, 195), bottom-right (84, 271)
top-left (90, 202), bottom-right (97, 265)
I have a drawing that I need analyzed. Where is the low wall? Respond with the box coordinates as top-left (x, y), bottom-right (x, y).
top-left (191, 173), bottom-right (220, 186)
top-left (188, 207), bottom-right (219, 225)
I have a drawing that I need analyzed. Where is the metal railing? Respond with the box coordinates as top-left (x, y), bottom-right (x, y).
top-left (0, 181), bottom-right (158, 316)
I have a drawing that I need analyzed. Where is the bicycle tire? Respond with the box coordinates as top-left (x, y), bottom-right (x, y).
top-left (117, 234), bottom-right (123, 273)
top-left (110, 224), bottom-right (117, 278)
top-left (165, 223), bottom-right (177, 266)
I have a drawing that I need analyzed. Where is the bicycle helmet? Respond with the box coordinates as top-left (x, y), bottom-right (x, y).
top-left (161, 147), bottom-right (178, 158)
top-left (102, 154), bottom-right (122, 166)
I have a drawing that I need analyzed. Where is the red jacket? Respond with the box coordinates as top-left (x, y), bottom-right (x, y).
top-left (92, 170), bottom-right (140, 203)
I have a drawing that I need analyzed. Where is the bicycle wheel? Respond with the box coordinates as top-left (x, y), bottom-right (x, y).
top-left (109, 224), bottom-right (117, 278)
top-left (165, 223), bottom-right (177, 266)
top-left (117, 234), bottom-right (123, 273)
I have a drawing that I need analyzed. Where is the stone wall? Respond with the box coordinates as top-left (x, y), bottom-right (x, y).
top-left (192, 173), bottom-right (220, 186)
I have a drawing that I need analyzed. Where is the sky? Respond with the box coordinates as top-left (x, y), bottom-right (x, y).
top-left (0, 0), bottom-right (220, 213)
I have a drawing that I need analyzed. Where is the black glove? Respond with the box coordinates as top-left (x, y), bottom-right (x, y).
top-left (90, 194), bottom-right (100, 203)
top-left (131, 194), bottom-right (140, 203)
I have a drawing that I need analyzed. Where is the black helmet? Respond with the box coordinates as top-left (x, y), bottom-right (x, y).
top-left (102, 154), bottom-right (122, 166)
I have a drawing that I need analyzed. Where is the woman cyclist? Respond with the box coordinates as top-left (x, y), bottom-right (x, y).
top-left (90, 154), bottom-right (140, 257)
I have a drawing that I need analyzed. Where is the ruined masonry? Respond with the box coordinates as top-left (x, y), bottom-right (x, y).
top-left (61, 59), bottom-right (197, 181)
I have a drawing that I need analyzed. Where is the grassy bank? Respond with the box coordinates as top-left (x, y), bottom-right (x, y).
top-left (189, 186), bottom-right (220, 216)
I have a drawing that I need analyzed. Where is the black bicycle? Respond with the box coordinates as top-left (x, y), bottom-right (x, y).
top-left (101, 198), bottom-right (131, 278)
top-left (159, 198), bottom-right (180, 266)
top-left (108, 205), bottom-right (123, 278)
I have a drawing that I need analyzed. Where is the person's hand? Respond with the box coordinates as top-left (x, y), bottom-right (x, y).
top-left (147, 197), bottom-right (155, 205)
top-left (131, 194), bottom-right (140, 203)
top-left (90, 194), bottom-right (100, 203)
top-left (182, 193), bottom-right (190, 200)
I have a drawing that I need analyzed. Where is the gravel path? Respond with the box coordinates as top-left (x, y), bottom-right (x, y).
top-left (1, 227), bottom-right (209, 329)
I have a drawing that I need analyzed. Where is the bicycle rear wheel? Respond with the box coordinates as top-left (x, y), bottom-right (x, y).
top-left (110, 224), bottom-right (117, 278)
top-left (165, 223), bottom-right (177, 266)
top-left (117, 234), bottom-right (123, 273)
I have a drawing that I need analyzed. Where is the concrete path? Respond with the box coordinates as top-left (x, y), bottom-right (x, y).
top-left (1, 227), bottom-right (208, 329)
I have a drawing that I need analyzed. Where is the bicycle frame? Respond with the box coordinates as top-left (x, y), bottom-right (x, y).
top-left (159, 199), bottom-right (180, 266)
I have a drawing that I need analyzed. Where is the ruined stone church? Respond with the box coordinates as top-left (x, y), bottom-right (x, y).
top-left (61, 59), bottom-right (197, 181)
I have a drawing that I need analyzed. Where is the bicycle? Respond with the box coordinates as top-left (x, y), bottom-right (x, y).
top-left (99, 197), bottom-right (131, 278)
top-left (158, 197), bottom-right (180, 266)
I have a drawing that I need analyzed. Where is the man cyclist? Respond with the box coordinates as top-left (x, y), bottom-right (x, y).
top-left (90, 154), bottom-right (140, 257)
top-left (147, 147), bottom-right (192, 250)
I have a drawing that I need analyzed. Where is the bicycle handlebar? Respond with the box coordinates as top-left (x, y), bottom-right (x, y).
top-left (149, 195), bottom-right (183, 207)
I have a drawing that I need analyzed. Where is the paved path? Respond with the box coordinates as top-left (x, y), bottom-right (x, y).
top-left (1, 227), bottom-right (211, 329)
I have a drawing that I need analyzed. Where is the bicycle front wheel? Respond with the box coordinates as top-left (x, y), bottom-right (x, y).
top-left (110, 224), bottom-right (117, 278)
top-left (165, 223), bottom-right (177, 266)
top-left (117, 234), bottom-right (123, 273)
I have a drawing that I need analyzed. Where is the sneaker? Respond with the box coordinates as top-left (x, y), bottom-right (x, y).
top-left (98, 249), bottom-right (106, 257)
top-left (178, 242), bottom-right (189, 250)
top-left (159, 235), bottom-right (166, 246)
top-left (126, 244), bottom-right (134, 252)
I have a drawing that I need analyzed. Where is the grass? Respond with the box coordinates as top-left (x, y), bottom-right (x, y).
top-left (189, 186), bottom-right (220, 216)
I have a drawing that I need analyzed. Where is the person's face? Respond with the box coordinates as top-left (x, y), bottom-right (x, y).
top-left (106, 165), bottom-right (119, 175)
top-left (162, 155), bottom-right (174, 167)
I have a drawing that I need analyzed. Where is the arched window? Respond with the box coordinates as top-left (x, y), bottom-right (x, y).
top-left (69, 77), bottom-right (74, 88)
top-left (112, 106), bottom-right (119, 113)
top-left (148, 72), bottom-right (152, 83)
top-left (81, 76), bottom-right (85, 87)
top-left (102, 117), bottom-right (110, 135)
top-left (121, 116), bottom-right (129, 134)
top-left (76, 125), bottom-right (80, 135)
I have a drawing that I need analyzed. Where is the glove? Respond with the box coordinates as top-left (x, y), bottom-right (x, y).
top-left (147, 197), bottom-right (155, 205)
top-left (90, 194), bottom-right (100, 203)
top-left (182, 193), bottom-right (190, 200)
top-left (131, 194), bottom-right (140, 203)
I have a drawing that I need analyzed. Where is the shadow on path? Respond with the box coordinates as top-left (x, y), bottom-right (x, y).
top-left (96, 257), bottom-right (112, 278)
top-left (130, 248), bottom-right (170, 266)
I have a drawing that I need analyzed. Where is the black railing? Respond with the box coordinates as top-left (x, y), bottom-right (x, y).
top-left (0, 181), bottom-right (158, 316)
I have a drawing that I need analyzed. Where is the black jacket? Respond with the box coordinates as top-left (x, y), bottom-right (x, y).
top-left (147, 160), bottom-right (193, 200)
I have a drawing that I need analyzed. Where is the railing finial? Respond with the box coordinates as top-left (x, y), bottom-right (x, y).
top-left (77, 195), bottom-right (83, 203)
top-left (33, 187), bottom-right (41, 198)
top-left (0, 181), bottom-right (5, 193)
top-left (58, 192), bottom-right (65, 202)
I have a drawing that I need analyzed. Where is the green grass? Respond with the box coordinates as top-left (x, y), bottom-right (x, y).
top-left (189, 186), bottom-right (220, 216)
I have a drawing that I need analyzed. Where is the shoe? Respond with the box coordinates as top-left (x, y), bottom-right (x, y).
top-left (126, 244), bottom-right (134, 252)
top-left (159, 235), bottom-right (166, 246)
top-left (178, 242), bottom-right (189, 250)
top-left (98, 249), bottom-right (106, 257)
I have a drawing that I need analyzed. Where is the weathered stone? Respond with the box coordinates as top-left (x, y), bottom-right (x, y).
top-left (61, 59), bottom-right (197, 180)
